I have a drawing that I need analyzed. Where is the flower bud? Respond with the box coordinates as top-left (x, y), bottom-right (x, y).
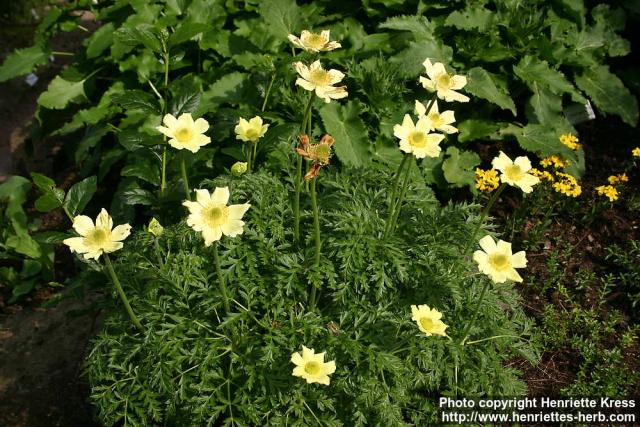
top-left (231, 161), bottom-right (248, 176)
top-left (148, 218), bottom-right (164, 237)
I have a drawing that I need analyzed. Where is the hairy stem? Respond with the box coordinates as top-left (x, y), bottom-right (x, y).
top-left (459, 281), bottom-right (491, 346)
top-left (213, 242), bottom-right (231, 315)
top-left (181, 153), bottom-right (191, 201)
top-left (385, 157), bottom-right (414, 237)
top-left (104, 254), bottom-right (144, 332)
top-left (309, 178), bottom-right (321, 308)
top-left (293, 94), bottom-right (315, 243)
top-left (462, 183), bottom-right (507, 256)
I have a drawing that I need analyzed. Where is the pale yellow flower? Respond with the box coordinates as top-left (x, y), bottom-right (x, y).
top-left (491, 151), bottom-right (540, 193)
top-left (419, 59), bottom-right (469, 103)
top-left (291, 345), bottom-right (336, 385)
top-left (411, 305), bottom-right (448, 337)
top-left (234, 116), bottom-right (269, 143)
top-left (288, 30), bottom-right (341, 53)
top-left (473, 235), bottom-right (527, 283)
top-left (183, 187), bottom-right (250, 246)
top-left (63, 209), bottom-right (131, 260)
top-left (294, 60), bottom-right (348, 103)
top-left (414, 99), bottom-right (458, 134)
top-left (393, 114), bottom-right (444, 159)
top-left (156, 113), bottom-right (211, 153)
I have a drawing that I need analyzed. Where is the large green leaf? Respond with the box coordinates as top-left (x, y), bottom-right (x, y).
top-left (441, 147), bottom-right (480, 188)
top-left (64, 176), bottom-right (97, 216)
top-left (86, 23), bottom-right (115, 58)
top-left (575, 65), bottom-right (639, 126)
top-left (112, 90), bottom-right (161, 114)
top-left (319, 101), bottom-right (372, 168)
top-left (444, 5), bottom-right (493, 31)
top-left (528, 83), bottom-right (563, 126)
top-left (0, 46), bottom-right (48, 82)
top-left (513, 55), bottom-right (585, 103)
top-left (457, 120), bottom-right (501, 143)
top-left (37, 76), bottom-right (87, 110)
top-left (379, 15), bottom-right (437, 39)
top-left (198, 72), bottom-right (247, 114)
top-left (465, 67), bottom-right (516, 115)
top-left (169, 22), bottom-right (209, 46)
top-left (114, 24), bottom-right (162, 52)
top-left (258, 0), bottom-right (302, 40)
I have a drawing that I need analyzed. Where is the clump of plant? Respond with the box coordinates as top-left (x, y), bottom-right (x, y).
top-left (84, 168), bottom-right (537, 426)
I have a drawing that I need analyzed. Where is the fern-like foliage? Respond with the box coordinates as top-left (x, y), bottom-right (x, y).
top-left (85, 164), bottom-right (538, 426)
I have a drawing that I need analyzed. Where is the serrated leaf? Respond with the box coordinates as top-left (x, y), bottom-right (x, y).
top-left (120, 188), bottom-right (155, 205)
top-left (33, 231), bottom-right (70, 244)
top-left (513, 55), bottom-right (585, 103)
top-left (37, 76), bottom-right (87, 110)
top-left (444, 5), bottom-right (493, 31)
top-left (112, 90), bottom-right (161, 114)
top-left (198, 72), bottom-right (247, 114)
top-left (319, 101), bottom-right (371, 168)
top-left (122, 157), bottom-right (160, 185)
top-left (457, 120), bottom-right (500, 143)
top-left (575, 65), bottom-right (639, 126)
top-left (465, 67), bottom-right (516, 115)
top-left (86, 23), bottom-right (115, 58)
top-left (442, 147), bottom-right (480, 188)
top-left (114, 25), bottom-right (162, 52)
top-left (64, 176), bottom-right (97, 216)
top-left (379, 15), bottom-right (436, 39)
top-left (169, 22), bottom-right (209, 46)
top-left (257, 0), bottom-right (301, 39)
top-left (118, 130), bottom-right (160, 151)
top-left (0, 46), bottom-right (48, 82)
top-left (509, 124), bottom-right (561, 156)
top-left (528, 83), bottom-right (563, 126)
top-left (389, 40), bottom-right (453, 78)
top-left (170, 91), bottom-right (201, 116)
top-left (30, 172), bottom-right (56, 192)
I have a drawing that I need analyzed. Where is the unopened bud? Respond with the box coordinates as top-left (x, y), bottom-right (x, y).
top-left (231, 161), bottom-right (248, 176)
top-left (148, 217), bottom-right (164, 237)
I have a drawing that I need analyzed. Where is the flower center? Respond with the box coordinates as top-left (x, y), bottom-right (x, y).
top-left (203, 204), bottom-right (229, 227)
top-left (86, 228), bottom-right (108, 246)
top-left (304, 361), bottom-right (321, 375)
top-left (419, 317), bottom-right (435, 331)
top-left (314, 143), bottom-right (332, 164)
top-left (428, 112), bottom-right (444, 129)
top-left (244, 127), bottom-right (259, 140)
top-left (309, 69), bottom-right (332, 86)
top-left (504, 165), bottom-right (524, 181)
top-left (409, 131), bottom-right (428, 148)
top-left (175, 127), bottom-right (193, 143)
top-left (305, 33), bottom-right (326, 49)
top-left (436, 73), bottom-right (452, 89)
top-left (489, 253), bottom-right (510, 271)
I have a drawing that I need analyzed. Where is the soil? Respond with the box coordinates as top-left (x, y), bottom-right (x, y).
top-left (0, 5), bottom-right (639, 427)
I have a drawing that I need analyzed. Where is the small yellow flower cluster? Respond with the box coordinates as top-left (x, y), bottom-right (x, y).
top-left (475, 168), bottom-right (500, 192)
top-left (632, 147), bottom-right (640, 158)
top-left (552, 172), bottom-right (582, 197)
top-left (529, 168), bottom-right (555, 182)
top-left (540, 154), bottom-right (569, 169)
top-left (608, 173), bottom-right (629, 184)
top-left (595, 185), bottom-right (619, 202)
top-left (559, 133), bottom-right (581, 150)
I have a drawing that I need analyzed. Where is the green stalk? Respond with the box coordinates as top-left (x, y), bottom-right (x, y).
top-left (461, 183), bottom-right (507, 256)
top-left (251, 141), bottom-right (258, 172)
top-left (213, 242), bottom-right (231, 315)
top-left (153, 238), bottom-right (164, 268)
top-left (246, 143), bottom-right (253, 173)
top-left (309, 178), bottom-right (321, 308)
top-left (385, 157), bottom-right (414, 237)
top-left (385, 154), bottom-right (409, 227)
top-left (261, 73), bottom-right (276, 112)
top-left (160, 146), bottom-right (167, 197)
top-left (459, 281), bottom-right (490, 346)
top-left (103, 254), bottom-right (144, 332)
top-left (293, 94), bottom-right (315, 243)
top-left (181, 153), bottom-right (191, 201)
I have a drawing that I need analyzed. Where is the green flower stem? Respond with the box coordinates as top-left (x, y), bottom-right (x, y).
top-left (246, 143), bottom-right (253, 173)
top-left (103, 254), bottom-right (144, 332)
top-left (160, 145), bottom-right (167, 197)
top-left (465, 334), bottom-right (520, 346)
top-left (459, 280), bottom-right (491, 346)
top-left (384, 154), bottom-right (409, 233)
top-left (251, 140), bottom-right (258, 171)
top-left (213, 242), bottom-right (231, 315)
top-left (293, 94), bottom-right (315, 243)
top-left (384, 157), bottom-right (413, 238)
top-left (462, 183), bottom-right (507, 256)
top-left (181, 153), bottom-right (191, 201)
top-left (153, 238), bottom-right (164, 268)
top-left (309, 178), bottom-right (321, 309)
top-left (261, 73), bottom-right (276, 112)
